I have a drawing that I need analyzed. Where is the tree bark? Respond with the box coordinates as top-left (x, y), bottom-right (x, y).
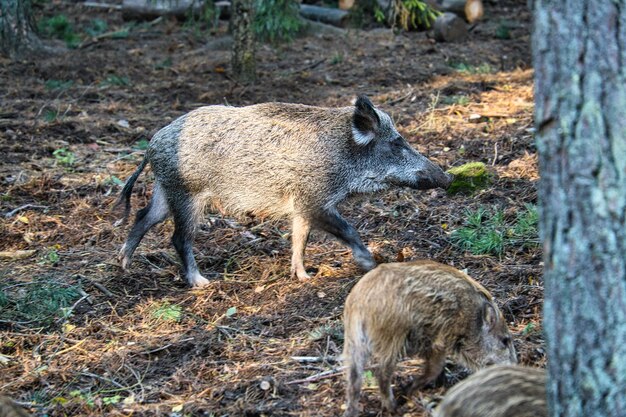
top-left (230, 0), bottom-right (255, 83)
top-left (0, 0), bottom-right (43, 58)
top-left (533, 1), bottom-right (626, 417)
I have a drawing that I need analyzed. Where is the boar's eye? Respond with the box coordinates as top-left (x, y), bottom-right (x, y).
top-left (501, 336), bottom-right (511, 347)
top-left (391, 136), bottom-right (405, 150)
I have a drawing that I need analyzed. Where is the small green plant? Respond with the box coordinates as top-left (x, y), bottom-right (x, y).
top-left (44, 79), bottom-right (74, 91)
top-left (102, 395), bottom-right (122, 405)
top-left (69, 390), bottom-right (96, 408)
top-left (362, 370), bottom-right (377, 387)
top-left (450, 62), bottom-right (494, 74)
top-left (44, 109), bottom-right (60, 122)
top-left (38, 15), bottom-right (81, 48)
top-left (254, 0), bottom-right (302, 44)
top-left (330, 52), bottom-right (344, 65)
top-left (0, 280), bottom-right (82, 327)
top-left (184, 0), bottom-right (218, 34)
top-left (374, 7), bottom-right (386, 23)
top-left (451, 205), bottom-right (539, 256)
top-left (46, 248), bottom-right (60, 264)
top-left (53, 148), bottom-right (76, 167)
top-left (134, 138), bottom-right (150, 150)
top-left (151, 301), bottom-right (183, 323)
top-left (394, 0), bottom-right (440, 30)
top-left (155, 57), bottom-right (173, 70)
top-left (86, 18), bottom-right (108, 37)
top-left (495, 23), bottom-right (511, 40)
top-left (441, 95), bottom-right (470, 106)
top-left (99, 74), bottom-right (131, 88)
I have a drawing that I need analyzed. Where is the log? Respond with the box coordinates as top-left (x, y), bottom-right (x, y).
top-left (433, 12), bottom-right (467, 42)
top-left (299, 4), bottom-right (349, 27)
top-left (120, 0), bottom-right (203, 20)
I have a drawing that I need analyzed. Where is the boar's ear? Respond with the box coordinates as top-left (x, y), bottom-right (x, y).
top-left (482, 302), bottom-right (498, 330)
top-left (352, 95), bottom-right (380, 146)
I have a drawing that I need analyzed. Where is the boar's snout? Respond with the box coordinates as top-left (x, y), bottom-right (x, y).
top-left (416, 164), bottom-right (454, 190)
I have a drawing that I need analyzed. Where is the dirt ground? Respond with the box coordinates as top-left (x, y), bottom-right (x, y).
top-left (0, 1), bottom-right (543, 415)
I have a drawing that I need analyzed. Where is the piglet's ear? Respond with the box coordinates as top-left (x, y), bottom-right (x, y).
top-left (352, 95), bottom-right (380, 146)
top-left (482, 302), bottom-right (498, 330)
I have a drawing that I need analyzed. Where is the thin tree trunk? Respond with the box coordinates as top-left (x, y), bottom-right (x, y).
top-left (0, 0), bottom-right (43, 58)
top-left (533, 1), bottom-right (626, 417)
top-left (230, 0), bottom-right (255, 83)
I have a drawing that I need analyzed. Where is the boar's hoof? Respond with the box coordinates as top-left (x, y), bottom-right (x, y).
top-left (354, 255), bottom-right (377, 272)
top-left (188, 272), bottom-right (212, 287)
top-left (291, 269), bottom-right (311, 281)
top-left (118, 245), bottom-right (131, 270)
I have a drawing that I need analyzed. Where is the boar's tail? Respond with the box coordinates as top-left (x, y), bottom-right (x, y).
top-left (114, 156), bottom-right (149, 225)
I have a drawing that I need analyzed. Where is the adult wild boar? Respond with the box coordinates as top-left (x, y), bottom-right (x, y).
top-left (116, 96), bottom-right (452, 287)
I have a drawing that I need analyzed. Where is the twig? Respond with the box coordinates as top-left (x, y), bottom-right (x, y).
top-left (286, 366), bottom-right (347, 385)
top-left (291, 356), bottom-right (338, 363)
top-left (83, 1), bottom-right (122, 9)
top-left (90, 280), bottom-right (115, 298)
top-left (50, 339), bottom-right (87, 357)
top-left (80, 371), bottom-right (130, 392)
top-left (386, 90), bottom-right (414, 106)
top-left (4, 204), bottom-right (48, 218)
top-left (140, 337), bottom-right (195, 355)
top-left (492, 142), bottom-right (498, 166)
top-left (55, 294), bottom-right (90, 324)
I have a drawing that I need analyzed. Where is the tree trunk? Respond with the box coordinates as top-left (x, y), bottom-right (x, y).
top-left (0, 0), bottom-right (42, 58)
top-left (230, 0), bottom-right (255, 83)
top-left (533, 1), bottom-right (626, 417)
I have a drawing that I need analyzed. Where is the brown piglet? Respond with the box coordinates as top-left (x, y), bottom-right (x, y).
top-left (435, 365), bottom-right (547, 417)
top-left (342, 260), bottom-right (517, 417)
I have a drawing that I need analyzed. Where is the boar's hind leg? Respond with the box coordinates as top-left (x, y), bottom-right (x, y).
top-left (344, 342), bottom-right (367, 417)
top-left (376, 358), bottom-right (398, 412)
top-left (314, 209), bottom-right (376, 271)
top-left (170, 195), bottom-right (211, 288)
top-left (119, 182), bottom-right (169, 269)
top-left (291, 215), bottom-right (312, 280)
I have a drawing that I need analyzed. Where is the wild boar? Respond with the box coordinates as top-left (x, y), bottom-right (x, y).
top-left (435, 365), bottom-right (547, 417)
top-left (342, 260), bottom-right (517, 417)
top-left (116, 96), bottom-right (452, 287)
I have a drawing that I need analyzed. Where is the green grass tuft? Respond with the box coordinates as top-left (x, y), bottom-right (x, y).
top-left (451, 205), bottom-right (539, 256)
top-left (150, 301), bottom-right (183, 323)
top-left (0, 279), bottom-right (82, 327)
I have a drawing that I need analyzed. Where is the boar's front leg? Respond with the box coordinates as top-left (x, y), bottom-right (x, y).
top-left (314, 209), bottom-right (376, 271)
top-left (291, 214), bottom-right (312, 280)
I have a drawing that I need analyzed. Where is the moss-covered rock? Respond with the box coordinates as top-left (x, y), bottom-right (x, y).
top-left (446, 162), bottom-right (492, 194)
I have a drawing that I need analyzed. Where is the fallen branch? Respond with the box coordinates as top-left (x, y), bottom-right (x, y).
top-left (291, 355), bottom-right (339, 363)
top-left (4, 204), bottom-right (48, 218)
top-left (0, 250), bottom-right (37, 260)
top-left (299, 4), bottom-right (349, 27)
top-left (286, 366), bottom-right (347, 384)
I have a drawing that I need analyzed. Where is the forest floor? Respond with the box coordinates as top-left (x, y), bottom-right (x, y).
top-left (0, 1), bottom-right (543, 415)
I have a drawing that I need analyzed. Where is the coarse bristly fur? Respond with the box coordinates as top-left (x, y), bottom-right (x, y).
top-left (435, 365), bottom-right (547, 417)
top-left (115, 96), bottom-right (453, 287)
top-left (342, 260), bottom-right (517, 417)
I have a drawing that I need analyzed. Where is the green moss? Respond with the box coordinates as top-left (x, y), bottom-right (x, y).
top-left (446, 162), bottom-right (492, 195)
